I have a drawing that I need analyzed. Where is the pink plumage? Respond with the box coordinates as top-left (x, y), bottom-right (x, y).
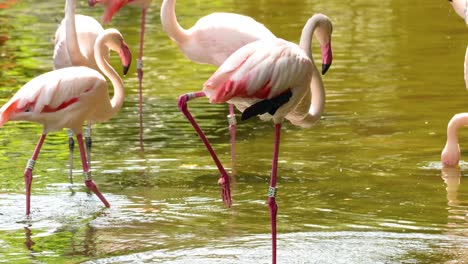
top-left (0, 67), bottom-right (104, 131)
top-left (204, 39), bottom-right (312, 110)
top-left (1, 28), bottom-right (132, 216)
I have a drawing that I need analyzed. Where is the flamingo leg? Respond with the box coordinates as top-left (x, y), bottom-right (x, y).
top-left (76, 133), bottom-right (110, 208)
top-left (268, 123), bottom-right (281, 264)
top-left (178, 91), bottom-right (232, 207)
top-left (137, 8), bottom-right (147, 151)
top-left (84, 122), bottom-right (92, 171)
top-left (24, 134), bottom-right (47, 216)
top-left (227, 104), bottom-right (237, 164)
top-left (66, 129), bottom-right (74, 185)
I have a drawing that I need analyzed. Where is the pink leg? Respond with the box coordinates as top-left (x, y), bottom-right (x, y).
top-left (228, 104), bottom-right (236, 163)
top-left (24, 134), bottom-right (46, 216)
top-left (76, 134), bottom-right (110, 208)
top-left (137, 8), bottom-right (147, 151)
top-left (268, 123), bottom-right (281, 264)
top-left (178, 92), bottom-right (232, 207)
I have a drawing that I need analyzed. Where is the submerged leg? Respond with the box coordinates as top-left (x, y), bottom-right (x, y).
top-left (66, 129), bottom-right (74, 185)
top-left (227, 104), bottom-right (237, 164)
top-left (24, 134), bottom-right (47, 216)
top-left (178, 91), bottom-right (231, 207)
top-left (76, 133), bottom-right (110, 208)
top-left (268, 123), bottom-right (281, 264)
top-left (137, 8), bottom-right (147, 151)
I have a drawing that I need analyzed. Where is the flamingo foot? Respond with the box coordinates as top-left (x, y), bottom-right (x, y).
top-left (84, 179), bottom-right (110, 208)
top-left (24, 168), bottom-right (33, 216)
top-left (218, 173), bottom-right (231, 207)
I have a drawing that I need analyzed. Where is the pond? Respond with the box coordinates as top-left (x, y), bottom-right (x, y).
top-left (0, 0), bottom-right (467, 263)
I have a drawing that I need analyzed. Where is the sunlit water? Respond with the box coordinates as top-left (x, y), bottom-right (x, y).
top-left (0, 0), bottom-right (467, 263)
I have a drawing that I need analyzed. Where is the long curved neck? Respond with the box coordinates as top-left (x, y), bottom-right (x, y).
top-left (160, 0), bottom-right (188, 44)
top-left (94, 33), bottom-right (124, 114)
top-left (446, 113), bottom-right (468, 145)
top-left (297, 16), bottom-right (326, 125)
top-left (65, 0), bottom-right (87, 65)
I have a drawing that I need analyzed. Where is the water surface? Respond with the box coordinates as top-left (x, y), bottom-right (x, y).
top-left (0, 0), bottom-right (467, 263)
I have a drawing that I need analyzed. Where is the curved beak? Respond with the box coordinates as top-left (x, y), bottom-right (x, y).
top-left (119, 41), bottom-right (132, 76)
top-left (321, 41), bottom-right (333, 75)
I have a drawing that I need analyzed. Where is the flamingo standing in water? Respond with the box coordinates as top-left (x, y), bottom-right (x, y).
top-left (54, 0), bottom-right (108, 184)
top-left (442, 1), bottom-right (468, 167)
top-left (161, 0), bottom-right (284, 164)
top-left (178, 14), bottom-right (333, 264)
top-left (0, 28), bottom-right (132, 215)
top-left (88, 0), bottom-right (152, 150)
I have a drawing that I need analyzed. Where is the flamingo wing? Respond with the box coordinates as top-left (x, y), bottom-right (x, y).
top-left (0, 67), bottom-right (104, 125)
top-left (203, 38), bottom-right (312, 104)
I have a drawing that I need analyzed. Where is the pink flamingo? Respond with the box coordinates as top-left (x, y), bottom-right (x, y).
top-left (178, 14), bottom-right (333, 264)
top-left (0, 28), bottom-right (132, 215)
top-left (54, 0), bottom-right (108, 184)
top-left (160, 0), bottom-right (278, 163)
top-left (441, 113), bottom-right (468, 167)
top-left (88, 0), bottom-right (151, 150)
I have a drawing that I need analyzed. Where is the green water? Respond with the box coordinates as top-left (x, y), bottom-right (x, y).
top-left (0, 0), bottom-right (467, 263)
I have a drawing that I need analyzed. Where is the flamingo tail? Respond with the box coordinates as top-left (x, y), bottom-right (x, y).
top-left (0, 100), bottom-right (19, 126)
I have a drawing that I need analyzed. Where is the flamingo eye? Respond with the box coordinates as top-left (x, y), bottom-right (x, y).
top-left (25, 106), bottom-right (32, 112)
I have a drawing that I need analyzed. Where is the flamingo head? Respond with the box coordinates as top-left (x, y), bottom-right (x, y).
top-left (321, 42), bottom-right (332, 75)
top-left (119, 41), bottom-right (132, 75)
top-left (441, 141), bottom-right (461, 168)
top-left (312, 13), bottom-right (333, 75)
top-left (105, 29), bottom-right (132, 75)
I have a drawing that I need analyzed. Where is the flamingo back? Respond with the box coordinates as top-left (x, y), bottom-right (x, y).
top-left (204, 39), bottom-right (312, 105)
top-left (181, 12), bottom-right (276, 66)
top-left (0, 67), bottom-right (105, 129)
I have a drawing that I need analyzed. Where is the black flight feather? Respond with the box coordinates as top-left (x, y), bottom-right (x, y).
top-left (241, 90), bottom-right (293, 121)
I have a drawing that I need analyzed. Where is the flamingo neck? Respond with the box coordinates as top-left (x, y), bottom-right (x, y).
top-left (297, 16), bottom-right (327, 125)
top-left (65, 0), bottom-right (87, 65)
top-left (446, 114), bottom-right (468, 146)
top-left (94, 32), bottom-right (124, 114)
top-left (160, 0), bottom-right (188, 44)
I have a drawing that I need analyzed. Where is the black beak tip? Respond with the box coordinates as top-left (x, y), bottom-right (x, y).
top-left (322, 64), bottom-right (331, 75)
top-left (123, 65), bottom-right (130, 76)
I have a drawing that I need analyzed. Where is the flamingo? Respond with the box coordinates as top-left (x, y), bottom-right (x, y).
top-left (441, 113), bottom-right (468, 167)
top-left (54, 0), bottom-right (108, 184)
top-left (161, 0), bottom-right (278, 163)
top-left (177, 14), bottom-right (333, 264)
top-left (0, 28), bottom-right (132, 215)
top-left (88, 0), bottom-right (152, 150)
top-left (448, 0), bottom-right (468, 89)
